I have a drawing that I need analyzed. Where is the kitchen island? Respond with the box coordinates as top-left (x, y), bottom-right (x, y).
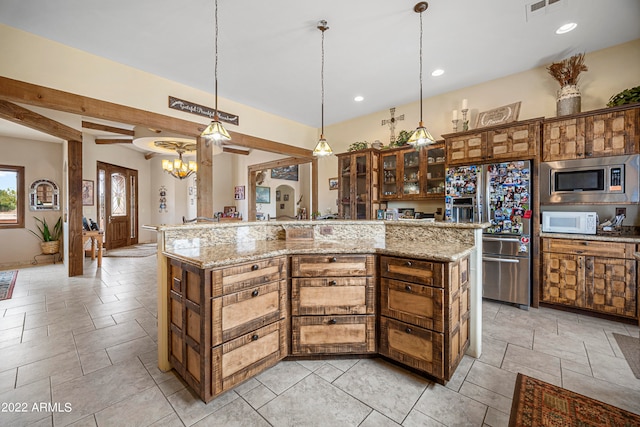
top-left (149, 220), bottom-right (487, 402)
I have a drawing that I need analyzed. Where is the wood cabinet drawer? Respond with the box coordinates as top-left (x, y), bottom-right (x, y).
top-left (211, 319), bottom-right (288, 398)
top-left (212, 256), bottom-right (286, 296)
top-left (380, 256), bottom-right (444, 286)
top-left (291, 277), bottom-right (375, 315)
top-left (542, 238), bottom-right (633, 259)
top-left (291, 254), bottom-right (375, 277)
top-left (379, 316), bottom-right (444, 379)
top-left (380, 278), bottom-right (444, 332)
top-left (291, 315), bottom-right (376, 355)
top-left (211, 280), bottom-right (287, 345)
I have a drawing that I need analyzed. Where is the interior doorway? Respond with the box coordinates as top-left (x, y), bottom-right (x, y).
top-left (275, 185), bottom-right (296, 219)
top-left (97, 162), bottom-right (138, 250)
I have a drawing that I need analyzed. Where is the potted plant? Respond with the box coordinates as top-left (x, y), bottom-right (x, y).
top-left (547, 53), bottom-right (588, 116)
top-left (607, 86), bottom-right (640, 107)
top-left (29, 216), bottom-right (62, 254)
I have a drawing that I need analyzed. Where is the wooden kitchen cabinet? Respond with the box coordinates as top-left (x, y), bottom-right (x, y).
top-left (378, 255), bottom-right (470, 382)
top-left (444, 118), bottom-right (541, 166)
top-left (290, 254), bottom-right (376, 355)
top-left (337, 149), bottom-right (382, 220)
top-left (379, 143), bottom-right (446, 201)
top-left (168, 256), bottom-right (288, 402)
top-left (541, 238), bottom-right (637, 320)
top-left (542, 105), bottom-right (639, 161)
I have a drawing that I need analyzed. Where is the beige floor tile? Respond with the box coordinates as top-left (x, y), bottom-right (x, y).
top-left (0, 378), bottom-right (52, 426)
top-left (166, 387), bottom-right (239, 426)
top-left (313, 362), bottom-right (344, 383)
top-left (502, 343), bottom-right (561, 378)
top-left (259, 374), bottom-right (371, 427)
top-left (255, 360), bottom-right (311, 395)
top-left (94, 386), bottom-right (173, 426)
top-left (402, 409), bottom-right (446, 426)
top-left (105, 335), bottom-right (156, 363)
top-left (446, 355), bottom-right (475, 392)
top-left (85, 298), bottom-right (144, 319)
top-left (73, 321), bottom-right (148, 355)
top-left (459, 381), bottom-right (512, 414)
top-left (483, 317), bottom-right (534, 349)
top-left (242, 383), bottom-right (277, 409)
top-left (532, 328), bottom-right (589, 363)
top-left (16, 350), bottom-right (81, 387)
top-left (156, 373), bottom-right (187, 397)
top-left (359, 410), bottom-right (401, 427)
top-left (478, 336), bottom-right (508, 368)
top-left (587, 347), bottom-right (640, 391)
top-left (466, 360), bottom-right (518, 398)
top-left (0, 368), bottom-right (17, 394)
top-left (0, 331), bottom-right (76, 371)
top-left (484, 407), bottom-right (510, 427)
top-left (413, 383), bottom-right (487, 426)
top-left (149, 413), bottom-right (184, 427)
top-left (560, 358), bottom-right (593, 377)
top-left (333, 359), bottom-right (428, 423)
top-left (194, 397), bottom-right (270, 427)
top-left (0, 312), bottom-right (25, 331)
top-left (4, 301), bottom-right (46, 316)
top-left (21, 325), bottom-right (48, 343)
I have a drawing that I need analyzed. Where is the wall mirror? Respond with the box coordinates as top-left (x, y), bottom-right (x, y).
top-left (30, 179), bottom-right (60, 211)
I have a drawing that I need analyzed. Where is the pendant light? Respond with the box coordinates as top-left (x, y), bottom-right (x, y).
top-left (312, 20), bottom-right (333, 157)
top-left (201, 0), bottom-right (231, 146)
top-left (407, 2), bottom-right (436, 147)
top-left (160, 142), bottom-right (197, 180)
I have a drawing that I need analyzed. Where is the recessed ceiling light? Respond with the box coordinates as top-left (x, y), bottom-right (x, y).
top-left (431, 69), bottom-right (445, 77)
top-left (556, 23), bottom-right (577, 34)
top-left (354, 95), bottom-right (364, 102)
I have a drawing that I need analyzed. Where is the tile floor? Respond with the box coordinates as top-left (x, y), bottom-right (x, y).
top-left (0, 255), bottom-right (639, 426)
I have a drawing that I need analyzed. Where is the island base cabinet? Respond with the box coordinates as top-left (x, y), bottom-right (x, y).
top-left (291, 315), bottom-right (376, 355)
top-left (211, 319), bottom-right (288, 398)
top-left (379, 317), bottom-right (444, 379)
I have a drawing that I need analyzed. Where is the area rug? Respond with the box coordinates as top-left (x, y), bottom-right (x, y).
top-left (0, 270), bottom-right (18, 301)
top-left (103, 243), bottom-right (157, 258)
top-left (613, 333), bottom-right (640, 379)
top-left (509, 373), bottom-right (640, 426)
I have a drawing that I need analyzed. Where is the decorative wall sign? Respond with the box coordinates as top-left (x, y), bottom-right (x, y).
top-left (271, 165), bottom-right (298, 181)
top-left (168, 96), bottom-right (239, 126)
top-left (474, 102), bottom-right (521, 129)
top-left (82, 180), bottom-right (94, 206)
top-left (159, 186), bottom-right (167, 213)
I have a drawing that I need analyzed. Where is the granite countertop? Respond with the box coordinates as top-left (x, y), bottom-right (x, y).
top-left (540, 231), bottom-right (640, 244)
top-left (163, 239), bottom-right (475, 269)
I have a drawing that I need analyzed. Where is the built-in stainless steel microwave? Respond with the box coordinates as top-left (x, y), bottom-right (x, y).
top-left (540, 154), bottom-right (640, 204)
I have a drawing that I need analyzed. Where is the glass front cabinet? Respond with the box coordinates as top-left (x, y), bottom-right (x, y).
top-left (337, 149), bottom-right (383, 220)
top-left (379, 142), bottom-right (446, 201)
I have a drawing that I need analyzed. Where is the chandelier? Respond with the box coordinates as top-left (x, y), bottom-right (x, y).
top-left (201, 0), bottom-right (231, 146)
top-left (407, 2), bottom-right (436, 147)
top-left (312, 20), bottom-right (333, 157)
top-left (157, 141), bottom-right (197, 180)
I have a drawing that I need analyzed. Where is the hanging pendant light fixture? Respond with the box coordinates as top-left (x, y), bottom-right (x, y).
top-left (312, 20), bottom-right (333, 157)
top-left (201, 0), bottom-right (231, 146)
top-left (407, 2), bottom-right (436, 148)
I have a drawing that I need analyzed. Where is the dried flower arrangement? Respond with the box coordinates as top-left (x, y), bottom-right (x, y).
top-left (547, 53), bottom-right (588, 87)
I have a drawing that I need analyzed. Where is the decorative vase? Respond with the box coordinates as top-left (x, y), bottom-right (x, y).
top-left (41, 240), bottom-right (60, 254)
top-left (557, 84), bottom-right (581, 116)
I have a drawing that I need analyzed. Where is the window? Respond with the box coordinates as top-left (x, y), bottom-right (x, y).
top-left (0, 165), bottom-right (25, 228)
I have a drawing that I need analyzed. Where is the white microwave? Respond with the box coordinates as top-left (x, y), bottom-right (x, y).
top-left (542, 211), bottom-right (597, 235)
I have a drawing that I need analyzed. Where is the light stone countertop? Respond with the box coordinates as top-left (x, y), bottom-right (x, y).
top-left (540, 232), bottom-right (640, 244)
top-left (163, 239), bottom-right (475, 269)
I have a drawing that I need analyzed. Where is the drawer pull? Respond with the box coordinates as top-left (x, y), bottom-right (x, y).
top-left (251, 264), bottom-right (260, 271)
top-left (405, 285), bottom-right (412, 292)
top-left (330, 257), bottom-right (338, 263)
top-left (264, 277), bottom-right (269, 282)
top-left (405, 327), bottom-right (412, 334)
top-left (329, 280), bottom-right (337, 286)
top-left (252, 334), bottom-right (259, 341)
top-left (251, 289), bottom-right (259, 297)
top-left (582, 241), bottom-right (589, 245)
top-left (576, 250), bottom-right (584, 254)
top-left (329, 319), bottom-right (337, 324)
top-left (406, 261), bottom-right (412, 267)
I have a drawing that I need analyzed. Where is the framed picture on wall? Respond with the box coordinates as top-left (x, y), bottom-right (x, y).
top-left (328, 177), bottom-right (338, 190)
top-left (234, 185), bottom-right (245, 200)
top-left (82, 180), bottom-right (94, 206)
top-left (256, 186), bottom-right (270, 203)
top-left (271, 165), bottom-right (298, 181)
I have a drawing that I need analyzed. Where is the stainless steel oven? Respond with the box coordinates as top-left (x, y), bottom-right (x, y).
top-left (540, 154), bottom-right (640, 204)
top-left (482, 236), bottom-right (530, 309)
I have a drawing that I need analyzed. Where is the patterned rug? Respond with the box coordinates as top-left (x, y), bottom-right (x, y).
top-left (509, 373), bottom-right (640, 426)
top-left (613, 333), bottom-right (640, 379)
top-left (0, 270), bottom-right (18, 301)
top-left (103, 243), bottom-right (157, 258)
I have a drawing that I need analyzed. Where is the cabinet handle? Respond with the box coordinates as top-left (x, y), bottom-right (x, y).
top-left (576, 250), bottom-right (584, 254)
top-left (579, 258), bottom-right (584, 269)
top-left (264, 276), bottom-right (269, 282)
top-left (405, 327), bottom-right (412, 334)
top-left (251, 264), bottom-right (259, 271)
top-left (577, 153), bottom-right (583, 157)
top-left (252, 289), bottom-right (259, 297)
top-left (329, 319), bottom-right (337, 324)
top-left (406, 261), bottom-right (412, 267)
top-left (329, 280), bottom-right (337, 286)
top-left (252, 334), bottom-right (259, 341)
top-left (586, 152), bottom-right (593, 157)
top-left (330, 257), bottom-right (338, 263)
top-left (405, 285), bottom-right (412, 292)
top-left (582, 241), bottom-right (589, 245)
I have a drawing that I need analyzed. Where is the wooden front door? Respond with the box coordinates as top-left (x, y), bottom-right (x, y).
top-left (97, 162), bottom-right (138, 250)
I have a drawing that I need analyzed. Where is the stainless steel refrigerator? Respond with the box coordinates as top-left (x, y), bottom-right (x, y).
top-left (446, 161), bottom-right (532, 308)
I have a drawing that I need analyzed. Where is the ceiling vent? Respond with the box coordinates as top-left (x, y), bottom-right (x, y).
top-left (525, 0), bottom-right (567, 21)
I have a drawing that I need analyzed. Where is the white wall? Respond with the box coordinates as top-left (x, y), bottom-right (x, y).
top-left (0, 136), bottom-right (64, 267)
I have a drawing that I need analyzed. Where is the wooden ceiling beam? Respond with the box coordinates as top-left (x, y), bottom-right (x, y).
top-left (248, 156), bottom-right (313, 172)
top-left (222, 146), bottom-right (250, 155)
top-left (0, 100), bottom-right (82, 141)
top-left (0, 76), bottom-right (313, 158)
top-left (82, 120), bottom-right (135, 136)
top-left (95, 138), bottom-right (133, 144)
